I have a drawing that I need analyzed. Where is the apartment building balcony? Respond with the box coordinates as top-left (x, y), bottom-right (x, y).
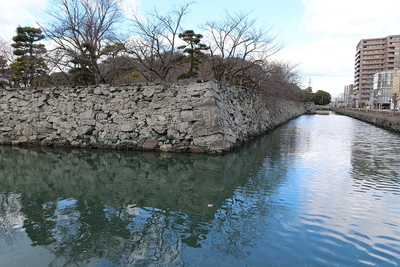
top-left (363, 52), bottom-right (385, 57)
top-left (361, 58), bottom-right (384, 62)
top-left (362, 46), bottom-right (383, 49)
top-left (362, 64), bottom-right (384, 68)
top-left (362, 56), bottom-right (385, 61)
top-left (362, 39), bottom-right (385, 44)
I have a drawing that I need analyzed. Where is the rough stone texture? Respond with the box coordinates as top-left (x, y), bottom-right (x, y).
top-left (0, 80), bottom-right (308, 153)
top-left (304, 102), bottom-right (317, 114)
top-left (333, 108), bottom-right (400, 133)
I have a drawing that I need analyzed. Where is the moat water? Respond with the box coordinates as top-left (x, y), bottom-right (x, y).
top-left (1, 112), bottom-right (399, 266)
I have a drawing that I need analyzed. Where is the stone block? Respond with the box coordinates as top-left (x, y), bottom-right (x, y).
top-left (139, 127), bottom-right (151, 138)
top-left (192, 98), bottom-right (216, 108)
top-left (85, 120), bottom-right (96, 126)
top-left (142, 138), bottom-right (158, 150)
top-left (120, 122), bottom-right (136, 132)
top-left (160, 144), bottom-right (173, 152)
top-left (70, 141), bottom-right (80, 147)
top-left (210, 140), bottom-right (231, 153)
top-left (0, 127), bottom-right (12, 132)
top-left (138, 101), bottom-right (150, 108)
top-left (59, 121), bottom-right (71, 129)
top-left (175, 122), bottom-right (190, 133)
top-left (79, 110), bottom-right (94, 120)
top-left (16, 100), bottom-right (29, 107)
top-left (77, 126), bottom-right (94, 136)
top-left (48, 116), bottom-right (61, 124)
top-left (11, 140), bottom-right (19, 146)
top-left (193, 134), bottom-right (221, 147)
top-left (181, 104), bottom-right (192, 110)
top-left (153, 125), bottom-right (167, 135)
top-left (18, 136), bottom-right (28, 143)
top-left (142, 87), bottom-right (155, 98)
top-left (180, 110), bottom-right (193, 122)
top-left (96, 112), bottom-right (108, 120)
top-left (189, 145), bottom-right (203, 153)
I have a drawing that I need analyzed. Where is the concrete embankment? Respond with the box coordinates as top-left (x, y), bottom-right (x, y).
top-left (333, 108), bottom-right (400, 133)
top-left (0, 80), bottom-right (310, 153)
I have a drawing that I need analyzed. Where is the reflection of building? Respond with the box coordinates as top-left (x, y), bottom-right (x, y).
top-left (354, 35), bottom-right (400, 108)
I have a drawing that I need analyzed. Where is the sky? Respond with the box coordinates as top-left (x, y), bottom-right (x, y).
top-left (2, 0), bottom-right (400, 97)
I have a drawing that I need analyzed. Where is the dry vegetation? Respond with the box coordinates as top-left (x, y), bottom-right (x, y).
top-left (0, 0), bottom-right (307, 101)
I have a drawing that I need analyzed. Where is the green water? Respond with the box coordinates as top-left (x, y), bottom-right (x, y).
top-left (1, 112), bottom-right (400, 266)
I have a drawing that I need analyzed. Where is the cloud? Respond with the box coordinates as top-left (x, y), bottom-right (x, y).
top-left (276, 36), bottom-right (354, 77)
top-left (0, 0), bottom-right (139, 40)
top-left (0, 0), bottom-right (47, 39)
top-left (301, 0), bottom-right (400, 38)
top-left (120, 0), bottom-right (140, 18)
top-left (286, 0), bottom-right (400, 96)
top-left (273, 35), bottom-right (355, 96)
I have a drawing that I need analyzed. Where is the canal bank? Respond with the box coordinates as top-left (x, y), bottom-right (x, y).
top-left (333, 108), bottom-right (400, 133)
top-left (1, 113), bottom-right (399, 266)
top-left (0, 80), bottom-right (310, 153)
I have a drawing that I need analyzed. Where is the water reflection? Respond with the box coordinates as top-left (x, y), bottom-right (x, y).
top-left (350, 125), bottom-right (400, 195)
top-left (1, 112), bottom-right (400, 266)
top-left (0, 131), bottom-right (292, 266)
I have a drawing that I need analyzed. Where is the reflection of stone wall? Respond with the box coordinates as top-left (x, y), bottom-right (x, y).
top-left (0, 129), bottom-right (294, 266)
top-left (0, 138), bottom-right (275, 217)
top-left (0, 80), bottom-right (306, 153)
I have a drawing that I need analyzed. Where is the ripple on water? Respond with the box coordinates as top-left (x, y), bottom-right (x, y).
top-left (300, 212), bottom-right (400, 265)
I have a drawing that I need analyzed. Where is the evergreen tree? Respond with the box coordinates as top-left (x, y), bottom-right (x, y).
top-left (10, 26), bottom-right (48, 87)
top-left (68, 43), bottom-right (96, 86)
top-left (176, 30), bottom-right (209, 80)
top-left (313, 90), bottom-right (331, 105)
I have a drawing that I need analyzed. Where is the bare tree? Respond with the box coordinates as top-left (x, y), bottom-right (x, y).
top-left (0, 38), bottom-right (15, 63)
top-left (44, 49), bottom-right (74, 85)
top-left (203, 10), bottom-right (282, 85)
top-left (0, 56), bottom-right (11, 88)
top-left (99, 42), bottom-right (139, 84)
top-left (263, 61), bottom-right (301, 86)
top-left (39, 0), bottom-right (123, 85)
top-left (125, 3), bottom-right (192, 82)
top-left (258, 61), bottom-right (303, 99)
top-left (0, 38), bottom-right (13, 88)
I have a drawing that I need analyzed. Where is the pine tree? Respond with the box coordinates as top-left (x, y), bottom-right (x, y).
top-left (176, 30), bottom-right (209, 80)
top-left (10, 26), bottom-right (48, 87)
top-left (68, 43), bottom-right (96, 86)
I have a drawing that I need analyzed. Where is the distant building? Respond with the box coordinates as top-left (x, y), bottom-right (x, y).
top-left (371, 71), bottom-right (393, 109)
top-left (343, 84), bottom-right (354, 107)
top-left (393, 70), bottom-right (400, 109)
top-left (354, 35), bottom-right (400, 108)
top-left (330, 94), bottom-right (344, 107)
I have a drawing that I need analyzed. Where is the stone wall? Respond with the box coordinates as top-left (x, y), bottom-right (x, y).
top-left (333, 108), bottom-right (400, 133)
top-left (0, 80), bottom-right (307, 153)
